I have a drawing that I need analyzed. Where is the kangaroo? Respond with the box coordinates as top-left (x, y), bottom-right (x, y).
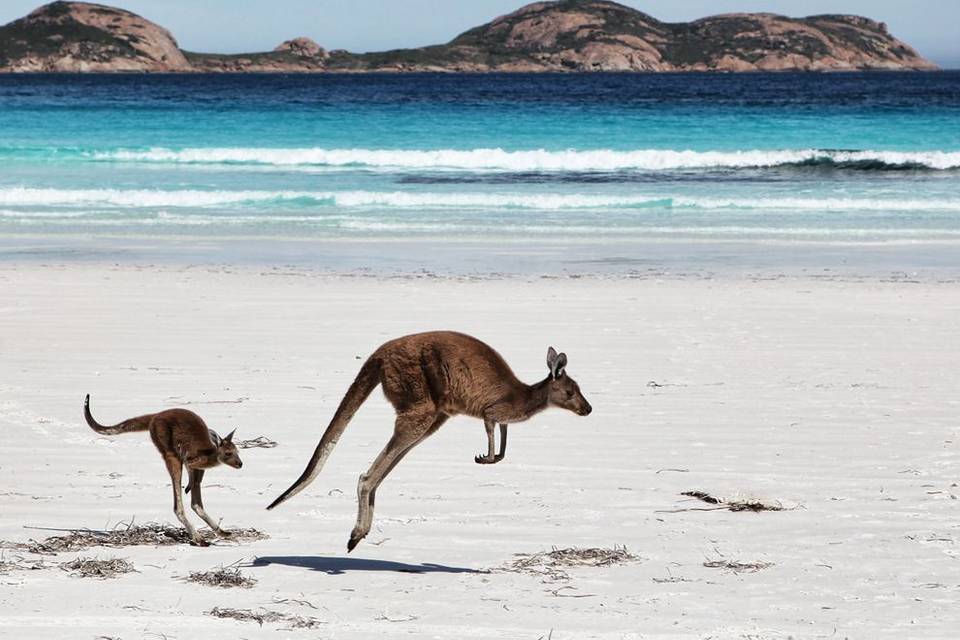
top-left (83, 394), bottom-right (243, 546)
top-left (266, 331), bottom-right (592, 551)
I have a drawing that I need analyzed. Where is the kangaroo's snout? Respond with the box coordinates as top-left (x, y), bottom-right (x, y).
top-left (579, 402), bottom-right (592, 416)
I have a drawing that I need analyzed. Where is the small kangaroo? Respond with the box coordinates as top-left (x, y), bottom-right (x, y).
top-left (83, 394), bottom-right (243, 546)
top-left (267, 331), bottom-right (592, 551)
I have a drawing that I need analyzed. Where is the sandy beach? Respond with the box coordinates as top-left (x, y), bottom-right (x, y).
top-left (0, 263), bottom-right (957, 638)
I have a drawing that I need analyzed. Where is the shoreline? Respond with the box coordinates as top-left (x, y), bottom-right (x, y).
top-left (3, 234), bottom-right (960, 281)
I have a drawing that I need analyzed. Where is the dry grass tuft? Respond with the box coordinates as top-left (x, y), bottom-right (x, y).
top-left (14, 523), bottom-right (267, 554)
top-left (680, 491), bottom-right (785, 512)
top-left (0, 553), bottom-right (49, 573)
top-left (238, 436), bottom-right (278, 449)
top-left (682, 490), bottom-right (722, 504)
top-left (207, 606), bottom-right (323, 629)
top-left (187, 564), bottom-right (256, 588)
top-left (703, 559), bottom-right (773, 574)
top-left (60, 556), bottom-right (135, 579)
top-left (504, 546), bottom-right (638, 582)
top-left (727, 499), bottom-right (784, 512)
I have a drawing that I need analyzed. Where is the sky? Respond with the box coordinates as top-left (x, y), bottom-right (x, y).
top-left (2, 1), bottom-right (957, 67)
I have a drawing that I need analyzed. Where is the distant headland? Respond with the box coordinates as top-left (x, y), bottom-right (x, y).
top-left (0, 0), bottom-right (938, 73)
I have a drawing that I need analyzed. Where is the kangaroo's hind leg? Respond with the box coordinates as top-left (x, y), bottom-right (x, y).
top-left (188, 469), bottom-right (227, 537)
top-left (164, 455), bottom-right (206, 546)
top-left (347, 408), bottom-right (441, 552)
top-left (364, 413), bottom-right (449, 533)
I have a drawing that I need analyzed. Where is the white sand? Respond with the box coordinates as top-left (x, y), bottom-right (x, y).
top-left (0, 264), bottom-right (958, 638)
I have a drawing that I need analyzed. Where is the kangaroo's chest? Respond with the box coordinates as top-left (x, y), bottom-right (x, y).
top-left (168, 430), bottom-right (219, 468)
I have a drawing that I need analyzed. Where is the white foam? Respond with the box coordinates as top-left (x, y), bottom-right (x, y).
top-left (337, 221), bottom-right (960, 237)
top-left (1, 187), bottom-right (959, 212)
top-left (331, 192), bottom-right (676, 209)
top-left (0, 188), bottom-right (322, 208)
top-left (335, 193), bottom-right (960, 211)
top-left (90, 147), bottom-right (960, 171)
top-left (672, 197), bottom-right (960, 212)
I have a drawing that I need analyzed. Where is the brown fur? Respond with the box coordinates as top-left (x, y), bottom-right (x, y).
top-left (83, 394), bottom-right (242, 546)
top-left (266, 331), bottom-right (591, 551)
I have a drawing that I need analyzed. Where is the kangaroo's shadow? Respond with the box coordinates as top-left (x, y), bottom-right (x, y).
top-left (249, 555), bottom-right (481, 575)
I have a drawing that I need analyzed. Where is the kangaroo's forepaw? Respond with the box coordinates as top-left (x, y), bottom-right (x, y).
top-left (475, 454), bottom-right (503, 464)
top-left (189, 537), bottom-right (210, 547)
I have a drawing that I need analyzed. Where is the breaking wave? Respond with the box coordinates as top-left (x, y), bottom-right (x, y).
top-left (87, 147), bottom-right (960, 172)
top-left (2, 188), bottom-right (960, 212)
top-left (2, 187), bottom-right (960, 211)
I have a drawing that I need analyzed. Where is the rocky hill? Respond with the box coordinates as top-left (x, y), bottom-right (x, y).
top-left (334, 1), bottom-right (937, 72)
top-left (0, 0), bottom-right (938, 73)
top-left (0, 1), bottom-right (189, 71)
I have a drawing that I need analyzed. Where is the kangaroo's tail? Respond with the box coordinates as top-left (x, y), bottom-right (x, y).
top-left (267, 356), bottom-right (382, 510)
top-left (84, 394), bottom-right (152, 436)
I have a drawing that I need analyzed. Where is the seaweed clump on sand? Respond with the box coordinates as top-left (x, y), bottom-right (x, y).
top-left (703, 558), bottom-right (774, 574)
top-left (187, 563), bottom-right (257, 588)
top-left (207, 606), bottom-right (324, 629)
top-left (503, 545), bottom-right (639, 581)
top-left (60, 556), bottom-right (135, 579)
top-left (12, 522), bottom-right (267, 554)
top-left (680, 491), bottom-right (786, 512)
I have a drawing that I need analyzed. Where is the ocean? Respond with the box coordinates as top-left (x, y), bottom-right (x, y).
top-left (1, 72), bottom-right (959, 273)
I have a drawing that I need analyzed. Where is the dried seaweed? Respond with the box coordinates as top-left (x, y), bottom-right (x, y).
top-left (60, 557), bottom-right (135, 579)
top-left (682, 490), bottom-right (721, 504)
top-left (207, 606), bottom-right (323, 629)
top-left (503, 546), bottom-right (638, 582)
top-left (12, 522), bottom-right (267, 554)
top-left (703, 559), bottom-right (773, 574)
top-left (726, 499), bottom-right (785, 512)
top-left (187, 563), bottom-right (256, 588)
top-left (678, 491), bottom-right (785, 512)
top-left (0, 553), bottom-right (48, 573)
top-left (238, 436), bottom-right (278, 449)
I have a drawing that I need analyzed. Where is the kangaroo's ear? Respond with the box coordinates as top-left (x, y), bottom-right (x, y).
top-left (547, 347), bottom-right (567, 378)
top-left (554, 352), bottom-right (568, 378)
top-left (547, 346), bottom-right (558, 375)
top-left (224, 428), bottom-right (236, 442)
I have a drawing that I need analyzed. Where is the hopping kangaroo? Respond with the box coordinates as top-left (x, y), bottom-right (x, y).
top-left (83, 394), bottom-right (243, 546)
top-left (267, 331), bottom-right (592, 551)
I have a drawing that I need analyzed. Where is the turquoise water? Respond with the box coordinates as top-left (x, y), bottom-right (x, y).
top-left (1, 72), bottom-right (959, 269)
